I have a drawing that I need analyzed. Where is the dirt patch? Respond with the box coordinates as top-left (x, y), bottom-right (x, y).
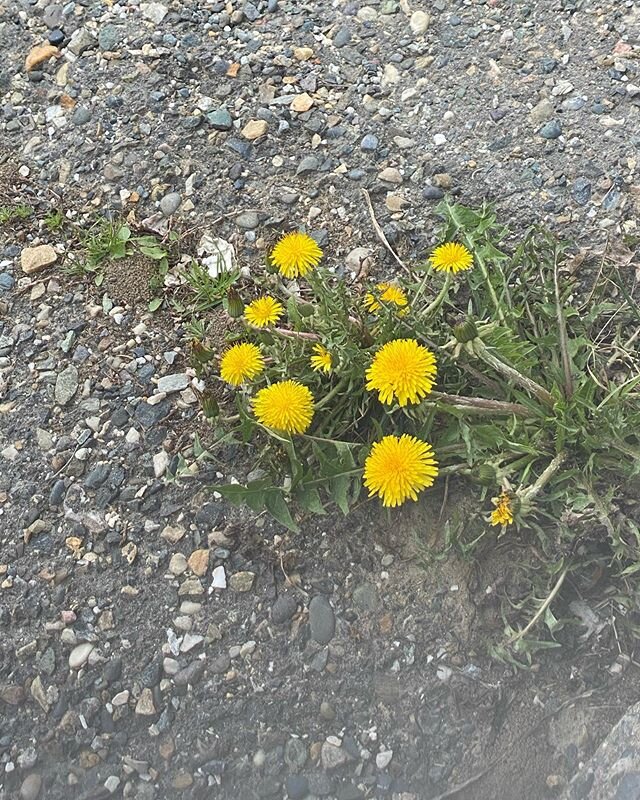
top-left (104, 253), bottom-right (157, 307)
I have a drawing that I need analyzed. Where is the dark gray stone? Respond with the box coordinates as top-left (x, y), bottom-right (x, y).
top-left (309, 596), bottom-right (335, 645)
top-left (539, 119), bottom-right (562, 139)
top-left (284, 738), bottom-right (308, 771)
top-left (271, 594), bottom-right (297, 624)
top-left (285, 775), bottom-right (309, 800)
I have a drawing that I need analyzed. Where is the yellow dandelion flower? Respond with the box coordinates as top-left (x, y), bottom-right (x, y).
top-left (364, 282), bottom-right (408, 314)
top-left (429, 242), bottom-right (473, 274)
top-left (366, 338), bottom-right (437, 407)
top-left (310, 344), bottom-right (332, 374)
top-left (364, 434), bottom-right (438, 508)
top-left (271, 231), bottom-right (323, 279)
top-left (219, 343), bottom-right (264, 386)
top-left (253, 380), bottom-right (314, 434)
top-left (244, 295), bottom-right (284, 328)
top-left (490, 492), bottom-right (514, 526)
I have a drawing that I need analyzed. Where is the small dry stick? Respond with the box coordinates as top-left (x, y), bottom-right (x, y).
top-left (361, 188), bottom-right (411, 276)
top-left (553, 252), bottom-right (574, 399)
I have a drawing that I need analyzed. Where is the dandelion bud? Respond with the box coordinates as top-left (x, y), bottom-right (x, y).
top-left (191, 340), bottom-right (214, 364)
top-left (200, 391), bottom-right (219, 419)
top-left (224, 287), bottom-right (244, 318)
top-left (471, 464), bottom-right (497, 486)
top-left (453, 317), bottom-right (479, 344)
top-left (297, 301), bottom-right (315, 317)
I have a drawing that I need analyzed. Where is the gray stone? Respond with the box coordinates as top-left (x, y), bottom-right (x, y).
top-left (243, 1), bottom-right (260, 21)
top-left (333, 27), bottom-right (351, 47)
top-left (236, 211), bottom-right (260, 230)
top-left (285, 738), bottom-right (308, 771)
top-left (561, 701), bottom-right (640, 800)
top-left (360, 134), bottom-right (379, 152)
top-left (321, 740), bottom-right (349, 770)
top-left (72, 107), bottom-right (91, 126)
top-left (156, 373), bottom-right (189, 393)
top-left (140, 2), bottom-right (168, 23)
top-left (160, 192), bottom-right (181, 217)
top-left (98, 25), bottom-right (123, 51)
top-left (296, 156), bottom-right (320, 175)
top-left (423, 186), bottom-right (445, 200)
top-left (208, 108), bottom-right (233, 130)
top-left (67, 28), bottom-right (95, 56)
top-left (43, 4), bottom-right (62, 28)
top-left (0, 273), bottom-right (15, 291)
top-left (20, 774), bottom-right (42, 800)
top-left (49, 479), bottom-right (66, 506)
top-left (209, 653), bottom-right (231, 674)
top-left (309, 596), bottom-right (335, 645)
top-left (285, 775), bottom-right (309, 800)
top-left (572, 177), bottom-right (592, 206)
top-left (352, 582), bottom-right (380, 612)
top-left (229, 571), bottom-right (255, 592)
top-left (539, 119), bottom-right (562, 139)
top-left (271, 594), bottom-right (297, 624)
top-left (55, 364), bottom-right (79, 406)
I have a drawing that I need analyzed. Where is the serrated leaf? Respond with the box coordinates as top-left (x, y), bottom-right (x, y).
top-left (295, 484), bottom-right (326, 515)
top-left (264, 491), bottom-right (300, 532)
top-left (330, 474), bottom-right (350, 515)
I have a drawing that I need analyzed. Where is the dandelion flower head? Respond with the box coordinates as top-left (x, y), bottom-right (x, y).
top-left (244, 295), bottom-right (284, 328)
top-left (366, 338), bottom-right (437, 407)
top-left (364, 282), bottom-right (408, 314)
top-left (364, 434), bottom-right (438, 507)
top-left (429, 242), bottom-right (473, 274)
top-left (310, 344), bottom-right (332, 374)
top-left (253, 380), bottom-right (314, 434)
top-left (220, 343), bottom-right (264, 386)
top-left (271, 231), bottom-right (323, 279)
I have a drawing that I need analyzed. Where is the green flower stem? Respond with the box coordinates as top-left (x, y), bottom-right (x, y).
top-left (520, 451), bottom-right (566, 502)
top-left (421, 274), bottom-right (452, 320)
top-left (314, 377), bottom-right (351, 410)
top-left (472, 340), bottom-right (555, 408)
top-left (444, 198), bottom-right (506, 324)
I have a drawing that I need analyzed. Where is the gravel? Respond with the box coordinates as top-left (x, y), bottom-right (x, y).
top-left (1, 1), bottom-right (639, 798)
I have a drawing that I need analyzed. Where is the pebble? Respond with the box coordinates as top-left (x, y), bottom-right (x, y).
top-left (360, 134), bottom-right (379, 152)
top-left (410, 11), bottom-right (430, 35)
top-left (321, 740), bottom-right (349, 770)
top-left (169, 553), bottom-right (188, 575)
top-left (20, 245), bottom-right (57, 275)
top-left (208, 108), bottom-right (233, 130)
top-left (539, 120), bottom-right (562, 139)
top-left (352, 583), bottom-right (380, 612)
top-left (54, 364), bottom-right (79, 406)
top-left (285, 775), bottom-right (309, 800)
top-left (309, 596), bottom-right (335, 645)
top-left (376, 749), bottom-right (393, 769)
top-left (333, 27), bottom-right (351, 47)
top-left (135, 688), bottom-right (156, 715)
top-left (236, 211), bottom-right (260, 230)
top-left (229, 571), bottom-right (255, 592)
top-left (20, 775), bottom-right (42, 800)
top-left (211, 565), bottom-right (227, 589)
top-left (157, 373), bottom-right (189, 393)
top-left (285, 738), bottom-right (308, 771)
top-left (160, 193), bottom-right (181, 217)
top-left (271, 594), bottom-right (297, 624)
top-left (241, 119), bottom-right (268, 140)
top-left (68, 642), bottom-right (95, 669)
top-left (72, 107), bottom-right (92, 126)
top-left (141, 2), bottom-right (168, 23)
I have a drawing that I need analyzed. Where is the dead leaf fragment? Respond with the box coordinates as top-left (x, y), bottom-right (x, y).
top-left (25, 44), bottom-right (60, 73)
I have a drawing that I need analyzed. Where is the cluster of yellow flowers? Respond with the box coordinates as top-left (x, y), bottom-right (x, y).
top-left (217, 231), bottom-right (477, 509)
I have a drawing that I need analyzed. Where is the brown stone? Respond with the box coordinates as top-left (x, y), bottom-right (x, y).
top-left (20, 245), bottom-right (58, 275)
top-left (187, 549), bottom-right (209, 577)
top-left (291, 93), bottom-right (314, 113)
top-left (241, 119), bottom-right (268, 140)
top-left (25, 44), bottom-right (59, 72)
